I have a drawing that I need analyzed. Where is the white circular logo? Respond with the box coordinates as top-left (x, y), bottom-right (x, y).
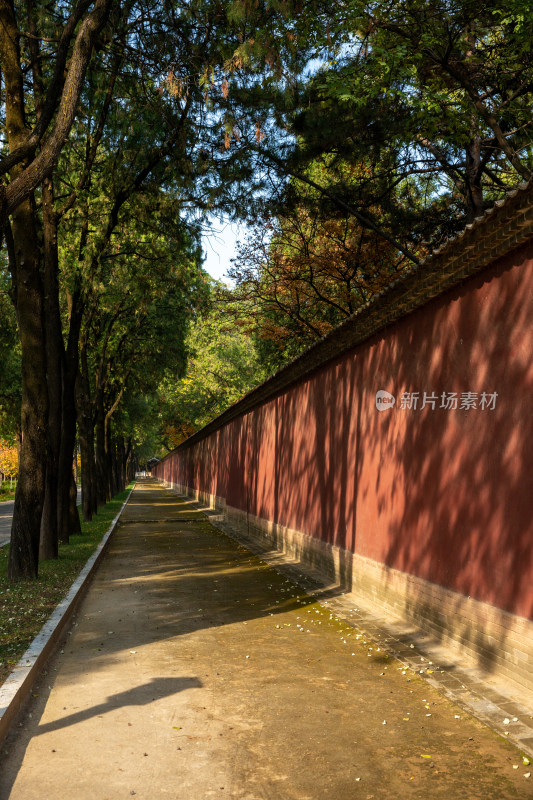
top-left (376, 390), bottom-right (396, 411)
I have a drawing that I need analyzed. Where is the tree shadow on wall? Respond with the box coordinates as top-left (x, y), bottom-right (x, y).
top-left (349, 243), bottom-right (533, 675)
top-left (156, 242), bottom-right (533, 678)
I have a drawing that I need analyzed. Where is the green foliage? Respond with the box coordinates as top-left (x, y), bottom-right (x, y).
top-left (0, 278), bottom-right (21, 442)
top-left (47, 0), bottom-right (262, 462)
top-left (214, 0), bottom-right (533, 247)
top-left (74, 195), bottom-right (210, 442)
top-left (4, 0), bottom-right (533, 478)
top-left (222, 151), bottom-right (421, 371)
top-left (213, 0), bottom-right (533, 371)
top-left (297, 0), bottom-right (533, 220)
top-left (156, 299), bottom-right (267, 448)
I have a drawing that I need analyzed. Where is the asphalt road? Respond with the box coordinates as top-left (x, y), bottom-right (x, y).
top-left (0, 490), bottom-right (82, 548)
top-left (0, 500), bottom-right (13, 548)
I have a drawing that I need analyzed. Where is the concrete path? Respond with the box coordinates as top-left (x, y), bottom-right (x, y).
top-left (0, 479), bottom-right (531, 799)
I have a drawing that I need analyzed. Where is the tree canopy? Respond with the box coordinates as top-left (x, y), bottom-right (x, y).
top-left (214, 0), bottom-right (533, 363)
top-left (157, 298), bottom-right (267, 446)
top-left (2, 0), bottom-right (533, 578)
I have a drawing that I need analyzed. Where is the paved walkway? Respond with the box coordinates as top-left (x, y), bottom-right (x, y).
top-left (0, 479), bottom-right (531, 799)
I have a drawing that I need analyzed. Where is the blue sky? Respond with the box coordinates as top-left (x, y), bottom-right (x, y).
top-left (201, 218), bottom-right (243, 283)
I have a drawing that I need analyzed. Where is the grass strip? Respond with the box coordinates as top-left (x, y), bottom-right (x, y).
top-left (0, 484), bottom-right (132, 686)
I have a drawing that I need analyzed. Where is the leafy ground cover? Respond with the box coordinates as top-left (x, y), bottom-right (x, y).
top-left (0, 485), bottom-right (132, 686)
top-left (0, 486), bottom-right (16, 502)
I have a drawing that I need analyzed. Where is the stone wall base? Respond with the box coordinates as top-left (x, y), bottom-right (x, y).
top-left (164, 480), bottom-right (533, 697)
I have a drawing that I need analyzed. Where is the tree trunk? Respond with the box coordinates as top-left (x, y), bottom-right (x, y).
top-left (2, 0), bottom-right (115, 227)
top-left (78, 410), bottom-right (94, 521)
top-left (39, 177), bottom-right (62, 560)
top-left (125, 438), bottom-right (134, 486)
top-left (77, 341), bottom-right (97, 520)
top-left (95, 403), bottom-right (107, 505)
top-left (8, 201), bottom-right (48, 580)
top-left (2, 0), bottom-right (48, 579)
top-left (57, 288), bottom-right (83, 543)
top-left (108, 430), bottom-right (119, 499)
top-left (68, 469), bottom-right (81, 536)
top-left (117, 437), bottom-right (126, 492)
top-left (465, 135), bottom-right (484, 223)
top-left (105, 424), bottom-right (116, 500)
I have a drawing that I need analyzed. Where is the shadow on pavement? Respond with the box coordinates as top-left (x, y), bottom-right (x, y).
top-left (34, 676), bottom-right (202, 736)
top-left (1, 480), bottom-right (532, 799)
top-left (61, 481), bottom-right (322, 670)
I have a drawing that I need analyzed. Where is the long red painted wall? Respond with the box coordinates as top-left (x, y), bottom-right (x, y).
top-left (155, 240), bottom-right (533, 621)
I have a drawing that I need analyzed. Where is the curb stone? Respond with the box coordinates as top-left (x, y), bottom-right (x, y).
top-left (0, 484), bottom-right (135, 747)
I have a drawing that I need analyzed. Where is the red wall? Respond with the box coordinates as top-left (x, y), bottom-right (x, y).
top-left (156, 241), bottom-right (533, 620)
